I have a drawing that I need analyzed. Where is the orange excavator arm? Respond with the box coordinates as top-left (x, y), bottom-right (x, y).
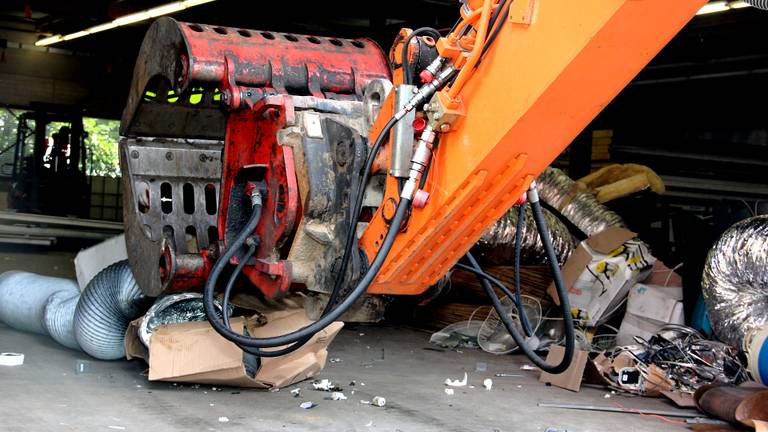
top-left (361, 0), bottom-right (706, 295)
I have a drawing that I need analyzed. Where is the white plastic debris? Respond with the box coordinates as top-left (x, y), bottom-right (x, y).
top-left (331, 392), bottom-right (347, 401)
top-left (218, 417), bottom-right (230, 423)
top-left (520, 365), bottom-right (537, 371)
top-left (312, 379), bottom-right (340, 391)
top-left (360, 400), bottom-right (371, 405)
top-left (291, 388), bottom-right (301, 397)
top-left (299, 401), bottom-right (316, 409)
top-left (604, 393), bottom-right (611, 399)
top-left (329, 358), bottom-right (342, 363)
top-left (371, 396), bottom-right (386, 407)
top-left (483, 378), bottom-right (493, 391)
top-left (365, 421), bottom-right (373, 427)
top-left (444, 372), bottom-right (468, 387)
top-left (444, 388), bottom-right (455, 396)
top-left (0, 353), bottom-right (24, 366)
top-left (209, 403), bottom-right (215, 407)
top-left (107, 427), bottom-right (126, 431)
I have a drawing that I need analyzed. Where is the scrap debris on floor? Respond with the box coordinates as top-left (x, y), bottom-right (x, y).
top-left (1, 167), bottom-right (767, 431)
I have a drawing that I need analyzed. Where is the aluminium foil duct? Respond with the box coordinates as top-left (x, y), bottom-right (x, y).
top-left (702, 215), bottom-right (768, 347)
top-left (475, 203), bottom-right (576, 265)
top-left (536, 167), bottom-right (625, 236)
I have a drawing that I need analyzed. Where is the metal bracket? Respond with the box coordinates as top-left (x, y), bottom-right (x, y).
top-left (221, 56), bottom-right (242, 109)
top-left (508, 0), bottom-right (536, 26)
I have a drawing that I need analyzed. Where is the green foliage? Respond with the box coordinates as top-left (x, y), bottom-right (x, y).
top-left (83, 117), bottom-right (120, 177)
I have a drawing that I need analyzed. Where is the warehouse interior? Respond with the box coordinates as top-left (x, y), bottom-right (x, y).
top-left (1, 1), bottom-right (767, 431)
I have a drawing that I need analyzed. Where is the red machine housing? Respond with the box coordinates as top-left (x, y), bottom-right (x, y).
top-left (120, 18), bottom-right (390, 297)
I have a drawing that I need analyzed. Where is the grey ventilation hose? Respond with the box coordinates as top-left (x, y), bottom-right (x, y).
top-left (0, 271), bottom-right (79, 336)
top-left (74, 261), bottom-right (150, 360)
top-left (702, 215), bottom-right (768, 347)
top-left (43, 290), bottom-right (81, 350)
top-left (744, 0), bottom-right (768, 10)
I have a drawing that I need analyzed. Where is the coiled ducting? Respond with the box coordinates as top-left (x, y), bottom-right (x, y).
top-left (0, 271), bottom-right (79, 336)
top-left (138, 292), bottom-right (231, 347)
top-left (476, 203), bottom-right (576, 264)
top-left (536, 167), bottom-right (625, 236)
top-left (744, 0), bottom-right (768, 10)
top-left (74, 261), bottom-right (150, 360)
top-left (702, 215), bottom-right (768, 347)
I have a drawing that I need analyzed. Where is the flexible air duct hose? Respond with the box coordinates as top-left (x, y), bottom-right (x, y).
top-left (74, 261), bottom-right (150, 360)
top-left (43, 290), bottom-right (81, 350)
top-left (0, 271), bottom-right (79, 335)
top-left (702, 215), bottom-right (768, 347)
top-left (536, 167), bottom-right (625, 236)
top-left (476, 203), bottom-right (576, 264)
top-left (744, 0), bottom-right (768, 10)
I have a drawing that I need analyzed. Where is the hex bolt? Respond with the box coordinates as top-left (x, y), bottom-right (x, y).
top-left (130, 150), bottom-right (139, 159)
top-left (440, 123), bottom-right (451, 133)
top-left (165, 152), bottom-right (174, 161)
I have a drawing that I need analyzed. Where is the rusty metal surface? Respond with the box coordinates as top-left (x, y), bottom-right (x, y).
top-left (695, 385), bottom-right (768, 425)
top-left (121, 17), bottom-right (390, 140)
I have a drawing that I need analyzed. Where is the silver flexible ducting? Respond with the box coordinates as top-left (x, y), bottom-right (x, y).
top-left (744, 0), bottom-right (768, 10)
top-left (536, 167), bottom-right (625, 236)
top-left (43, 290), bottom-right (81, 350)
top-left (702, 215), bottom-right (768, 347)
top-left (476, 203), bottom-right (576, 264)
top-left (138, 292), bottom-right (231, 348)
top-left (74, 261), bottom-right (150, 360)
top-left (0, 272), bottom-right (79, 338)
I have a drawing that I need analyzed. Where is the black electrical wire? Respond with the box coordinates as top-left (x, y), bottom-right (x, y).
top-left (401, 27), bottom-right (441, 85)
top-left (204, 192), bottom-right (412, 349)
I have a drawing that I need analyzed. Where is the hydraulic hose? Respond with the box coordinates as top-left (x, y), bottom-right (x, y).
top-left (514, 203), bottom-right (534, 336)
top-left (325, 116), bottom-right (398, 314)
top-left (205, 194), bottom-right (412, 349)
top-left (459, 182), bottom-right (575, 374)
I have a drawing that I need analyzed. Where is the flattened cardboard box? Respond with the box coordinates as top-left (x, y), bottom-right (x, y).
top-left (125, 309), bottom-right (343, 389)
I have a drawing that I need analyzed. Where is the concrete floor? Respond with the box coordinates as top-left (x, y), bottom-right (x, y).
top-left (0, 322), bottom-right (696, 432)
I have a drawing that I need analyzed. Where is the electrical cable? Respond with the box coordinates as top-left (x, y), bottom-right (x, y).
top-left (401, 27), bottom-right (441, 85)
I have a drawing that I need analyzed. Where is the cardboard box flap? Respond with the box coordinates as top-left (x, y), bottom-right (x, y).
top-left (584, 227), bottom-right (636, 254)
top-left (140, 309), bottom-right (343, 389)
top-left (124, 318), bottom-right (147, 361)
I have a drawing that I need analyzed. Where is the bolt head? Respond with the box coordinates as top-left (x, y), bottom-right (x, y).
top-left (439, 123), bottom-right (451, 133)
top-left (130, 150), bottom-right (139, 159)
top-left (165, 152), bottom-right (174, 161)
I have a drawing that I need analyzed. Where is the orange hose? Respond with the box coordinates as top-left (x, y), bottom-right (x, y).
top-left (450, 4), bottom-right (499, 44)
top-left (447, 0), bottom-right (494, 99)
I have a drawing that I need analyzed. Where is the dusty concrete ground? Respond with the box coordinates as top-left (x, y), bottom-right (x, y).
top-left (0, 321), bottom-right (697, 432)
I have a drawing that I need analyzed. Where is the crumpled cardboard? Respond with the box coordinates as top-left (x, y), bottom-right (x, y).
top-left (124, 309), bottom-right (343, 389)
top-left (616, 283), bottom-right (684, 346)
top-left (547, 227), bottom-right (656, 326)
top-left (585, 350), bottom-right (673, 397)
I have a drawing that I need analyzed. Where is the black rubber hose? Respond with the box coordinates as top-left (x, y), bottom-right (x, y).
top-left (203, 202), bottom-right (310, 357)
top-left (222, 244), bottom-right (256, 330)
top-left (219, 243), bottom-right (309, 357)
top-left (401, 27), bottom-right (441, 85)
top-left (205, 197), bottom-right (412, 348)
top-left (514, 203), bottom-right (534, 337)
top-left (324, 116), bottom-right (398, 314)
top-left (463, 251), bottom-right (572, 373)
